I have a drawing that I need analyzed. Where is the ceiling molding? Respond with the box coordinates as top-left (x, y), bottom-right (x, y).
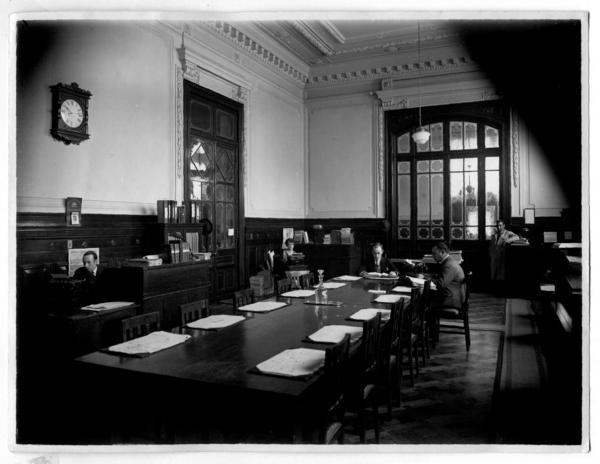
top-left (321, 20), bottom-right (346, 44)
top-left (291, 21), bottom-right (335, 56)
top-left (206, 21), bottom-right (309, 85)
top-left (330, 32), bottom-right (456, 57)
top-left (308, 56), bottom-right (474, 86)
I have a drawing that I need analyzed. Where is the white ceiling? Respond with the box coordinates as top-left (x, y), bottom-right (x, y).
top-left (254, 20), bottom-right (460, 65)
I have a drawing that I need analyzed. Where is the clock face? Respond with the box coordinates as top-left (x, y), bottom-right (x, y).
top-left (60, 99), bottom-right (84, 128)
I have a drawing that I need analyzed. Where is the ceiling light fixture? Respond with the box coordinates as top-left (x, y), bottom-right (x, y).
top-left (412, 22), bottom-right (431, 146)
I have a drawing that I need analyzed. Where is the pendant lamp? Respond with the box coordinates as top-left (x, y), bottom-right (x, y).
top-left (412, 22), bottom-right (431, 145)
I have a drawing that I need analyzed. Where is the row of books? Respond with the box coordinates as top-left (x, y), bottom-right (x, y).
top-left (293, 229), bottom-right (310, 244)
top-left (169, 240), bottom-right (193, 263)
top-left (157, 200), bottom-right (205, 224)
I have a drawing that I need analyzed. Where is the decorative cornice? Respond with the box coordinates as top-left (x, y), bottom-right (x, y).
top-left (309, 56), bottom-right (472, 86)
top-left (207, 21), bottom-right (309, 85)
top-left (291, 21), bottom-right (335, 56)
top-left (511, 109), bottom-right (520, 188)
top-left (176, 67), bottom-right (184, 179)
top-left (321, 20), bottom-right (346, 44)
top-left (377, 104), bottom-right (384, 192)
top-left (330, 32), bottom-right (456, 57)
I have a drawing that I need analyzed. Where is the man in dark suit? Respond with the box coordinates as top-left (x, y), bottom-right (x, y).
top-left (72, 250), bottom-right (105, 304)
top-left (359, 242), bottom-right (398, 276)
top-left (430, 242), bottom-right (465, 308)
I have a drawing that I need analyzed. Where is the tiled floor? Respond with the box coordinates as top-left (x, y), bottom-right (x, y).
top-left (344, 292), bottom-right (505, 444)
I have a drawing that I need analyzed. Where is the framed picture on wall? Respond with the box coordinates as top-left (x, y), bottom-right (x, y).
top-left (524, 208), bottom-right (536, 225)
top-left (70, 211), bottom-right (81, 226)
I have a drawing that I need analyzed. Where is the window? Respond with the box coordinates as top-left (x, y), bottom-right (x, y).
top-left (390, 102), bottom-right (507, 250)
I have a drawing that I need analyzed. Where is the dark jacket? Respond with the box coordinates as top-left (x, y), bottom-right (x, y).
top-left (72, 265), bottom-right (106, 304)
top-left (359, 257), bottom-right (398, 274)
top-left (431, 257), bottom-right (465, 308)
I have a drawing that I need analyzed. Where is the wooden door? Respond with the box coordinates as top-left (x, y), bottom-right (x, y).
top-left (184, 81), bottom-right (244, 300)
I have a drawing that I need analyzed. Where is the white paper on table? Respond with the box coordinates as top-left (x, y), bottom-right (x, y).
top-left (81, 301), bottom-right (135, 311)
top-left (312, 282), bottom-right (346, 290)
top-left (407, 277), bottom-right (437, 290)
top-left (256, 348), bottom-right (325, 378)
top-left (368, 289), bottom-right (386, 294)
top-left (187, 315), bottom-right (245, 329)
top-left (392, 286), bottom-right (413, 293)
top-left (281, 289), bottom-right (316, 298)
top-left (349, 308), bottom-right (391, 321)
top-left (308, 325), bottom-right (363, 344)
top-left (374, 294), bottom-right (403, 304)
top-left (238, 300), bottom-right (289, 312)
top-left (540, 284), bottom-right (556, 292)
top-left (107, 331), bottom-right (190, 356)
top-left (333, 275), bottom-right (362, 281)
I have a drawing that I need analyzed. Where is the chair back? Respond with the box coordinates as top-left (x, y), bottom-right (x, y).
top-left (180, 299), bottom-right (210, 326)
top-left (380, 300), bottom-right (404, 370)
top-left (324, 333), bottom-right (351, 396)
top-left (461, 271), bottom-right (473, 314)
top-left (402, 288), bottom-right (419, 335)
top-left (275, 278), bottom-right (292, 296)
top-left (300, 272), bottom-right (314, 289)
top-left (416, 280), bottom-right (432, 329)
top-left (233, 288), bottom-right (254, 311)
top-left (122, 312), bottom-right (160, 341)
top-left (361, 312), bottom-right (382, 379)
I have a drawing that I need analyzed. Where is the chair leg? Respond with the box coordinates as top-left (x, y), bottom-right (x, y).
top-left (358, 400), bottom-right (366, 443)
top-left (413, 344), bottom-right (420, 376)
top-left (386, 371), bottom-right (393, 420)
top-left (371, 393), bottom-right (380, 444)
top-left (464, 313), bottom-right (471, 351)
top-left (408, 345), bottom-right (415, 387)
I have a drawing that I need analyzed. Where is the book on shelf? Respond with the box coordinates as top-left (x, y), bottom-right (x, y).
top-left (293, 229), bottom-right (305, 244)
top-left (185, 232), bottom-right (200, 253)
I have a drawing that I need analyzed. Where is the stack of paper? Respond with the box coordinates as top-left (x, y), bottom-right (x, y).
top-left (333, 275), bottom-right (362, 281)
top-left (187, 315), bottom-right (245, 330)
top-left (256, 348), bottom-right (325, 378)
top-left (312, 282), bottom-right (347, 290)
top-left (349, 308), bottom-right (391, 321)
top-left (107, 331), bottom-right (190, 356)
top-left (81, 301), bottom-right (135, 311)
top-left (540, 284), bottom-right (556, 292)
top-left (392, 285), bottom-right (413, 293)
top-left (407, 277), bottom-right (437, 290)
top-left (308, 325), bottom-right (363, 344)
top-left (281, 289), bottom-right (315, 298)
top-left (238, 301), bottom-right (289, 313)
top-left (374, 294), bottom-right (403, 304)
top-left (368, 289), bottom-right (386, 294)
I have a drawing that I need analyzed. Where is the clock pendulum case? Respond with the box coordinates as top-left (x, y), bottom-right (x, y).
top-left (50, 82), bottom-right (92, 145)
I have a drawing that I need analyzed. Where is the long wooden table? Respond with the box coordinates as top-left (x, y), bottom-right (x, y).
top-left (72, 277), bottom-right (405, 444)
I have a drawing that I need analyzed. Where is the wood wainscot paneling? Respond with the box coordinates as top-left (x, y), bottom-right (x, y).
top-left (245, 217), bottom-right (388, 281)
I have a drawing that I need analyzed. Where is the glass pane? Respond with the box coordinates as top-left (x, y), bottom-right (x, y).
top-left (417, 160), bottom-right (429, 173)
top-left (451, 227), bottom-right (463, 240)
top-left (485, 125), bottom-right (500, 148)
top-left (190, 100), bottom-right (212, 132)
top-left (417, 174), bottom-right (430, 223)
top-left (464, 157), bottom-right (478, 172)
top-left (486, 170), bottom-right (499, 225)
top-left (216, 147), bottom-right (234, 182)
top-left (466, 206), bottom-right (478, 226)
top-left (397, 133), bottom-right (410, 154)
top-left (431, 159), bottom-right (443, 172)
top-left (418, 227), bottom-right (430, 239)
top-left (486, 156), bottom-right (500, 170)
top-left (450, 121), bottom-right (464, 150)
top-left (201, 182), bottom-right (213, 201)
top-left (399, 226), bottom-right (410, 240)
top-left (226, 185), bottom-right (235, 202)
top-left (450, 172), bottom-right (464, 225)
top-left (216, 109), bottom-right (235, 140)
top-left (397, 175), bottom-right (411, 223)
top-left (431, 173), bottom-right (444, 222)
top-left (450, 158), bottom-right (463, 172)
top-left (485, 227), bottom-right (496, 239)
top-left (430, 122), bottom-right (443, 151)
top-left (191, 179), bottom-right (202, 200)
top-left (397, 161), bottom-right (410, 174)
top-left (416, 124), bottom-right (430, 153)
top-left (465, 227), bottom-right (479, 240)
top-left (465, 171), bottom-right (478, 209)
top-left (431, 227), bottom-right (444, 239)
top-left (215, 183), bottom-right (225, 201)
top-left (464, 122), bottom-right (478, 149)
top-left (225, 203), bottom-right (235, 248)
top-left (190, 139), bottom-right (214, 182)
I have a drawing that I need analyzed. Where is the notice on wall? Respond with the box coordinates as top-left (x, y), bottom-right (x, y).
top-left (282, 227), bottom-right (294, 249)
top-left (543, 232), bottom-right (558, 244)
top-left (68, 247), bottom-right (100, 277)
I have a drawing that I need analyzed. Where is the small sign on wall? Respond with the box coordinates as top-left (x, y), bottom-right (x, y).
top-left (543, 231), bottom-right (558, 244)
top-left (523, 208), bottom-right (535, 225)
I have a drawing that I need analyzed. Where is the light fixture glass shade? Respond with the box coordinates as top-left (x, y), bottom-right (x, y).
top-left (412, 127), bottom-right (431, 145)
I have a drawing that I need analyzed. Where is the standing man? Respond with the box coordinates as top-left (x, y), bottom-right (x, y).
top-left (359, 242), bottom-right (398, 277)
top-left (430, 242), bottom-right (465, 308)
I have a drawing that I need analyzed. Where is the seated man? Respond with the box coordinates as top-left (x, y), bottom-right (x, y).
top-left (72, 250), bottom-right (105, 304)
top-left (359, 242), bottom-right (398, 277)
top-left (430, 241), bottom-right (465, 308)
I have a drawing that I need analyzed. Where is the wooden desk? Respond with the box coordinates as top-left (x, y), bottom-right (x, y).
top-left (73, 278), bottom-right (401, 443)
top-left (295, 244), bottom-right (362, 278)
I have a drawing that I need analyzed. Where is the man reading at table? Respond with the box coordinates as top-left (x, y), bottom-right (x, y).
top-left (73, 250), bottom-right (105, 304)
top-left (430, 241), bottom-right (465, 308)
top-left (359, 242), bottom-right (398, 277)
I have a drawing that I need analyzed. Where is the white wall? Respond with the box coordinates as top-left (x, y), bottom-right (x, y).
top-left (306, 95), bottom-right (380, 218)
top-left (17, 22), bottom-right (173, 215)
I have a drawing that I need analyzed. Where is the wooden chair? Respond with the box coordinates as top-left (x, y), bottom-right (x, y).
top-left (121, 312), bottom-right (160, 342)
top-left (415, 280), bottom-right (432, 366)
top-left (434, 271), bottom-right (472, 351)
top-left (399, 288), bottom-right (419, 387)
top-left (180, 299), bottom-right (210, 326)
top-left (318, 333), bottom-right (351, 444)
top-left (233, 288), bottom-right (255, 312)
top-left (275, 278), bottom-right (292, 296)
top-left (300, 272), bottom-right (314, 289)
top-left (378, 300), bottom-right (404, 419)
top-left (345, 313), bottom-right (382, 444)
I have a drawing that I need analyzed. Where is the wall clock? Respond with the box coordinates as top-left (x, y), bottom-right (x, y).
top-left (50, 82), bottom-right (92, 145)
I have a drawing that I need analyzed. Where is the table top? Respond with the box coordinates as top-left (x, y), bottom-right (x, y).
top-left (74, 278), bottom-right (403, 400)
